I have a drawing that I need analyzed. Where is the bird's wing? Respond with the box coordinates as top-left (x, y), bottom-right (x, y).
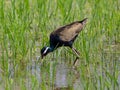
top-left (50, 21), bottom-right (86, 42)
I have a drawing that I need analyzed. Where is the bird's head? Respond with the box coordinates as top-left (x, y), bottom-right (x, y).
top-left (41, 46), bottom-right (52, 59)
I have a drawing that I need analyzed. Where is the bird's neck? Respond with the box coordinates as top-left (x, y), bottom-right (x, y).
top-left (49, 46), bottom-right (54, 52)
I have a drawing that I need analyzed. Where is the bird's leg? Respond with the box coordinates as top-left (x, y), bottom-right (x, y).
top-left (73, 57), bottom-right (79, 66)
top-left (72, 47), bottom-right (80, 57)
top-left (71, 47), bottom-right (80, 67)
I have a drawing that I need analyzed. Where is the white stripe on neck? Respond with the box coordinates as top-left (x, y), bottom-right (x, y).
top-left (43, 47), bottom-right (49, 54)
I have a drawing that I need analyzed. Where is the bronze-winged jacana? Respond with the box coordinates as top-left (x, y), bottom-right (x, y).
top-left (41, 18), bottom-right (87, 59)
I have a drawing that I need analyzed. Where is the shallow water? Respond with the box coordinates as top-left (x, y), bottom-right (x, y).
top-left (26, 60), bottom-right (83, 90)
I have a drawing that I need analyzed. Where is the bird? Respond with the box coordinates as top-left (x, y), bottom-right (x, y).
top-left (41, 18), bottom-right (87, 59)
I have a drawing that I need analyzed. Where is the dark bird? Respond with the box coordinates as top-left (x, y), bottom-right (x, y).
top-left (41, 18), bottom-right (87, 59)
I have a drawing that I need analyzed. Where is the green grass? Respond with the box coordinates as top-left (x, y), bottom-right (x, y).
top-left (0, 0), bottom-right (120, 90)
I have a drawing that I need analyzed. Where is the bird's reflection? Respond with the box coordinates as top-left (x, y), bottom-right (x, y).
top-left (54, 61), bottom-right (81, 90)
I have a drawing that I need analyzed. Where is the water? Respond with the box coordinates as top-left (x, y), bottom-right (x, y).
top-left (26, 60), bottom-right (84, 90)
top-left (0, 58), bottom-right (120, 90)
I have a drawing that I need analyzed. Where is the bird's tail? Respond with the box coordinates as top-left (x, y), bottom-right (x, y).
top-left (79, 18), bottom-right (88, 25)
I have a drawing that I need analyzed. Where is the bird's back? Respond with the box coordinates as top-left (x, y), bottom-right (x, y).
top-left (50, 18), bottom-right (87, 42)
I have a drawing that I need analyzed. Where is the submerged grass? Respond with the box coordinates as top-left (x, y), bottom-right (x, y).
top-left (0, 0), bottom-right (120, 90)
